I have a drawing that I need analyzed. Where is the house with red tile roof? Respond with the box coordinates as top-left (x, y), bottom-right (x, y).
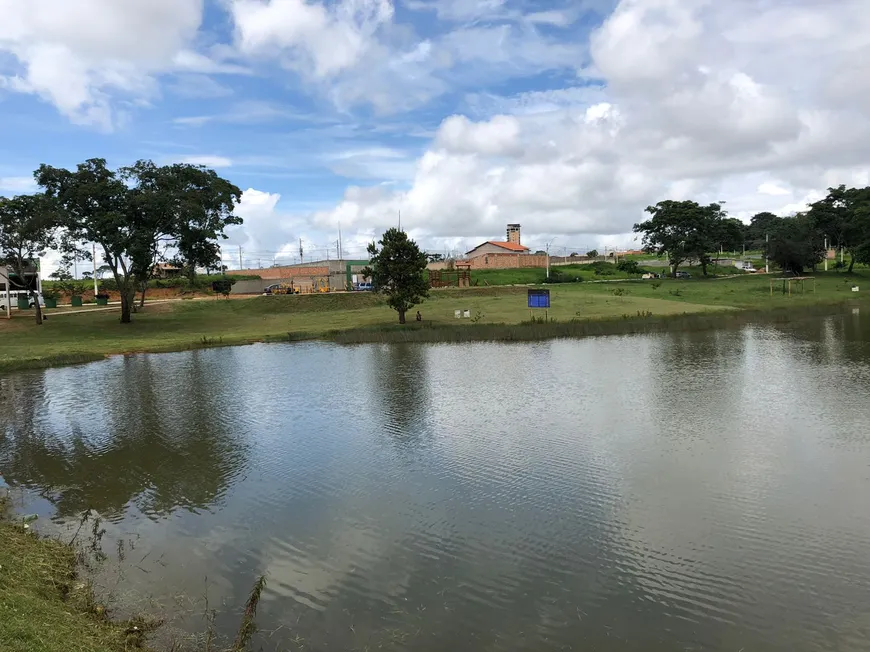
top-left (466, 240), bottom-right (530, 258)
top-left (465, 224), bottom-right (532, 260)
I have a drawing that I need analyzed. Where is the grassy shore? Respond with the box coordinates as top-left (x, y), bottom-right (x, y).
top-left (0, 492), bottom-right (264, 652)
top-left (0, 272), bottom-right (867, 372)
top-left (0, 491), bottom-right (138, 652)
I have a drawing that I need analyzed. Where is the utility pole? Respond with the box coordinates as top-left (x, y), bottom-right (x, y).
top-left (765, 233), bottom-right (769, 273)
top-left (238, 246), bottom-right (243, 270)
top-left (338, 222), bottom-right (343, 260)
top-left (824, 237), bottom-right (828, 271)
top-left (546, 238), bottom-right (557, 280)
top-left (92, 243), bottom-right (98, 297)
top-left (398, 210), bottom-right (402, 232)
top-left (299, 238), bottom-right (303, 264)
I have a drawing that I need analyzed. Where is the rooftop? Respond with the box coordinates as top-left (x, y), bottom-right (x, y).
top-left (467, 241), bottom-right (530, 254)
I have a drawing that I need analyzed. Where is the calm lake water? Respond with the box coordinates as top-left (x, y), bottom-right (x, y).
top-left (2, 312), bottom-right (870, 651)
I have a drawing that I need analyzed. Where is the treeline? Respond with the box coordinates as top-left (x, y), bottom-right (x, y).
top-left (633, 185), bottom-right (870, 276)
top-left (0, 158), bottom-right (243, 324)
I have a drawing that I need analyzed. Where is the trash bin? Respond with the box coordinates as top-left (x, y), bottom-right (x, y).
top-left (17, 296), bottom-right (30, 310)
top-left (70, 296), bottom-right (83, 307)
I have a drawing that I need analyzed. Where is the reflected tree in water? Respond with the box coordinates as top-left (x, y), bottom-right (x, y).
top-left (0, 354), bottom-right (248, 520)
top-left (369, 344), bottom-right (430, 440)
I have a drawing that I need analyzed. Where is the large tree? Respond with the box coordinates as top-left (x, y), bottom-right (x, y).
top-left (36, 159), bottom-right (241, 323)
top-left (745, 212), bottom-right (781, 250)
top-left (765, 214), bottom-right (825, 275)
top-left (633, 200), bottom-right (726, 276)
top-left (364, 228), bottom-right (430, 324)
top-left (806, 185), bottom-right (870, 272)
top-left (123, 161), bottom-right (242, 306)
top-left (0, 194), bottom-right (58, 325)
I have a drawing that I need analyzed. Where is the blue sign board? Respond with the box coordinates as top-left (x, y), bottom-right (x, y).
top-left (528, 289), bottom-right (550, 308)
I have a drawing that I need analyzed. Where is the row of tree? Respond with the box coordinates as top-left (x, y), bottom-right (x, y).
top-left (633, 185), bottom-right (870, 276)
top-left (0, 159), bottom-right (242, 324)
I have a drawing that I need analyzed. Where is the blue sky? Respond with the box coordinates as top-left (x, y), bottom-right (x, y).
top-left (1, 0), bottom-right (869, 268)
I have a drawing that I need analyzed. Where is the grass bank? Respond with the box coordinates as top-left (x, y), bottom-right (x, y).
top-left (0, 494), bottom-right (141, 652)
top-left (0, 493), bottom-right (266, 652)
top-left (1, 272), bottom-right (868, 372)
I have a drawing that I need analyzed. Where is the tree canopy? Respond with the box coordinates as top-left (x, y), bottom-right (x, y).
top-left (806, 185), bottom-right (870, 272)
top-left (633, 200), bottom-right (727, 276)
top-left (364, 228), bottom-right (430, 324)
top-left (36, 158), bottom-right (241, 323)
top-left (0, 194), bottom-right (59, 324)
top-left (764, 214), bottom-right (825, 275)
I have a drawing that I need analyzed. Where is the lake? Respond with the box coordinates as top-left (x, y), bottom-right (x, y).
top-left (2, 312), bottom-right (870, 651)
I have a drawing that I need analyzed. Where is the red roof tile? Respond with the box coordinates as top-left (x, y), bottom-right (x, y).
top-left (466, 241), bottom-right (530, 254)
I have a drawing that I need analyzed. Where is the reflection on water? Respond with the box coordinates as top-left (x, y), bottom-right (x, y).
top-left (2, 313), bottom-right (870, 651)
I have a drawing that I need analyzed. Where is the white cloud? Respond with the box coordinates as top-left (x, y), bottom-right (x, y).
top-left (306, 0), bottom-right (870, 248)
top-left (436, 114), bottom-right (521, 157)
top-left (0, 176), bottom-right (37, 194)
top-left (758, 182), bottom-right (790, 197)
top-left (0, 0), bottom-right (206, 130)
top-left (177, 155), bottom-right (233, 168)
top-left (227, 0), bottom-right (582, 114)
top-left (231, 0), bottom-right (393, 77)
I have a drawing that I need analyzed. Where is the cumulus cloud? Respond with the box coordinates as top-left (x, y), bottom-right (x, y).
top-left (0, 0), bottom-right (227, 130)
top-left (308, 0), bottom-right (870, 250)
top-left (231, 0), bottom-right (393, 77)
top-left (222, 188), bottom-right (303, 266)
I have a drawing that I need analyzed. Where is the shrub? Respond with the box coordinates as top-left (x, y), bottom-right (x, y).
top-left (616, 259), bottom-right (642, 275)
top-left (211, 279), bottom-right (236, 297)
top-left (589, 261), bottom-right (616, 276)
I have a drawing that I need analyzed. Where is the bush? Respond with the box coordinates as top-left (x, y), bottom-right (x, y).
top-left (211, 279), bottom-right (236, 297)
top-left (589, 261), bottom-right (616, 276)
top-left (616, 259), bottom-right (642, 275)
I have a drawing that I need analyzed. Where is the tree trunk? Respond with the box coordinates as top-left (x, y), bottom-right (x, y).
top-left (139, 283), bottom-right (148, 309)
top-left (120, 288), bottom-right (135, 324)
top-left (848, 255), bottom-right (856, 273)
top-left (701, 261), bottom-right (708, 277)
top-left (31, 290), bottom-right (43, 326)
top-left (398, 309), bottom-right (406, 324)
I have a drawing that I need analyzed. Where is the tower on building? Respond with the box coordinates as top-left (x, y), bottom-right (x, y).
top-left (506, 223), bottom-right (521, 245)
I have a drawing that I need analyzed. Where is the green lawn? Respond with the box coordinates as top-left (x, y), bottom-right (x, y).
top-left (472, 261), bottom-right (748, 286)
top-left (2, 272), bottom-right (868, 372)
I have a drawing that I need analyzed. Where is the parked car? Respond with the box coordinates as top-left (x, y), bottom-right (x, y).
top-left (641, 273), bottom-right (662, 280)
top-left (674, 271), bottom-right (692, 279)
top-left (356, 282), bottom-right (373, 291)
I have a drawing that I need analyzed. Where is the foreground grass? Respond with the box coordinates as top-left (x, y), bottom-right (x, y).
top-left (1, 272), bottom-right (868, 372)
top-left (0, 496), bottom-right (135, 652)
top-left (0, 493), bottom-right (265, 652)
